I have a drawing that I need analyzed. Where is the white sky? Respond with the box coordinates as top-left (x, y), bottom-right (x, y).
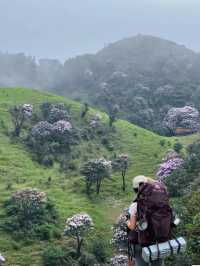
top-left (0, 0), bottom-right (199, 61)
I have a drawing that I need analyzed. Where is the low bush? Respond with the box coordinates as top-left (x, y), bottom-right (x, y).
top-left (3, 189), bottom-right (58, 240)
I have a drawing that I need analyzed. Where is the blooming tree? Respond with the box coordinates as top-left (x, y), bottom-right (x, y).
top-left (112, 154), bottom-right (129, 191)
top-left (110, 254), bottom-right (128, 266)
top-left (80, 158), bottom-right (112, 195)
top-left (64, 213), bottom-right (93, 257)
top-left (9, 104), bottom-right (33, 137)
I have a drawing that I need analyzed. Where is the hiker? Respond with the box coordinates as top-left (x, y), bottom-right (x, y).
top-left (127, 175), bottom-right (172, 266)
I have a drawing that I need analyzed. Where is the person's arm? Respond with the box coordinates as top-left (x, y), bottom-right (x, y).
top-left (127, 202), bottom-right (137, 230)
top-left (127, 214), bottom-right (137, 230)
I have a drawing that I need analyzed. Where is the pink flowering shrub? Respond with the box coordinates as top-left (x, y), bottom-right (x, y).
top-left (28, 119), bottom-right (77, 166)
top-left (53, 120), bottom-right (72, 133)
top-left (112, 208), bottom-right (128, 251)
top-left (163, 106), bottom-right (200, 135)
top-left (64, 213), bottom-right (93, 257)
top-left (156, 151), bottom-right (184, 180)
top-left (110, 254), bottom-right (128, 266)
top-left (40, 102), bottom-right (69, 123)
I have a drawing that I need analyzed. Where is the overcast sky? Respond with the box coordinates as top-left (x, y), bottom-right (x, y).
top-left (0, 0), bottom-right (199, 61)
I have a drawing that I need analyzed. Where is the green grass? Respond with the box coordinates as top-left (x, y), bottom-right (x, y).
top-left (0, 87), bottom-right (199, 265)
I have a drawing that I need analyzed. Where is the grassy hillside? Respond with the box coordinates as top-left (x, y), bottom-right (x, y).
top-left (0, 88), bottom-right (199, 265)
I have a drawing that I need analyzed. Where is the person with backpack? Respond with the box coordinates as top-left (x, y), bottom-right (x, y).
top-left (127, 175), bottom-right (172, 266)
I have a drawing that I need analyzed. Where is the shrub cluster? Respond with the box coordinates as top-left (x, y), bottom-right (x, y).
top-left (3, 188), bottom-right (58, 240)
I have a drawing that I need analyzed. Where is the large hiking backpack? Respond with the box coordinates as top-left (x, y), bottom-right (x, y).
top-left (137, 181), bottom-right (172, 246)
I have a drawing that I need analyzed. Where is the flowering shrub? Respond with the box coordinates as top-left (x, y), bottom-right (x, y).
top-left (156, 151), bottom-right (184, 180)
top-left (89, 113), bottom-right (102, 128)
top-left (28, 118), bottom-right (78, 166)
top-left (41, 102), bottom-right (69, 123)
top-left (163, 106), bottom-right (200, 135)
top-left (64, 213), bottom-right (93, 257)
top-left (12, 188), bottom-right (47, 205)
top-left (22, 104), bottom-right (33, 117)
top-left (110, 254), bottom-right (128, 266)
top-left (30, 121), bottom-right (54, 140)
top-left (53, 120), bottom-right (72, 134)
top-left (3, 188), bottom-right (58, 238)
top-left (81, 158), bottom-right (112, 195)
top-left (112, 208), bottom-right (128, 251)
top-left (112, 154), bottom-right (129, 191)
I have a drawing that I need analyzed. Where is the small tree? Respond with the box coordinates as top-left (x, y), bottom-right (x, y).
top-left (109, 104), bottom-right (120, 127)
top-left (112, 154), bottom-right (129, 191)
top-left (81, 103), bottom-right (89, 118)
top-left (97, 86), bottom-right (120, 127)
top-left (64, 213), bottom-right (93, 257)
top-left (9, 104), bottom-right (33, 137)
top-left (173, 142), bottom-right (183, 153)
top-left (80, 158), bottom-right (112, 195)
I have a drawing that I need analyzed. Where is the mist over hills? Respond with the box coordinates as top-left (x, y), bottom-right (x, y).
top-left (1, 35), bottom-right (200, 134)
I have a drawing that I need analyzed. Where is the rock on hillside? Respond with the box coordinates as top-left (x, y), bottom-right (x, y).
top-left (163, 106), bottom-right (200, 135)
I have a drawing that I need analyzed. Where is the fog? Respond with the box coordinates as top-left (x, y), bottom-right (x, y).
top-left (0, 0), bottom-right (200, 60)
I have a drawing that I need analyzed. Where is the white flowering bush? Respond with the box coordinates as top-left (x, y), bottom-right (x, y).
top-left (64, 213), bottom-right (93, 257)
top-left (110, 254), bottom-right (128, 266)
top-left (22, 104), bottom-right (33, 117)
top-left (3, 188), bottom-right (58, 238)
top-left (81, 158), bottom-right (112, 195)
top-left (112, 209), bottom-right (128, 251)
top-left (112, 154), bottom-right (129, 191)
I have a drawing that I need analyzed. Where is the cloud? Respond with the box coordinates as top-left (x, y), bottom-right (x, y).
top-left (0, 0), bottom-right (199, 60)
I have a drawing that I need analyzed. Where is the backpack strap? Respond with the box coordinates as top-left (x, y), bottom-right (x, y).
top-left (168, 240), bottom-right (174, 256)
top-left (147, 246), bottom-right (152, 263)
top-left (174, 237), bottom-right (181, 254)
top-left (156, 242), bottom-right (160, 259)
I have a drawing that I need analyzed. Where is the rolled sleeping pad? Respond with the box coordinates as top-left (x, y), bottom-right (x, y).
top-left (142, 237), bottom-right (186, 263)
top-left (0, 254), bottom-right (5, 264)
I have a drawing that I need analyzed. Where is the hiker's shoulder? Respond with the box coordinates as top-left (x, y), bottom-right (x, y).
top-left (129, 202), bottom-right (137, 215)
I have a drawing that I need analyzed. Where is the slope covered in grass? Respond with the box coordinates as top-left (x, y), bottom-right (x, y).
top-left (0, 87), bottom-right (198, 265)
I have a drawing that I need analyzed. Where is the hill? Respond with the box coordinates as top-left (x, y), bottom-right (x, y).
top-left (2, 35), bottom-right (200, 134)
top-left (0, 88), bottom-right (199, 265)
top-left (59, 35), bottom-right (200, 134)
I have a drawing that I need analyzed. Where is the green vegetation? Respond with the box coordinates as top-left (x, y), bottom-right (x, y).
top-left (0, 87), bottom-right (199, 265)
top-left (2, 36), bottom-right (200, 135)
